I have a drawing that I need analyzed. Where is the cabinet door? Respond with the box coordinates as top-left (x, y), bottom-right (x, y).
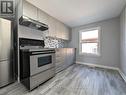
top-left (55, 21), bottom-right (70, 40)
top-left (23, 0), bottom-right (38, 20)
top-left (56, 22), bottom-right (70, 40)
top-left (62, 25), bottom-right (70, 40)
top-left (55, 49), bottom-right (65, 65)
top-left (48, 17), bottom-right (57, 37)
top-left (65, 48), bottom-right (75, 67)
top-left (64, 26), bottom-right (70, 40)
top-left (55, 48), bottom-right (75, 73)
top-left (55, 49), bottom-right (66, 73)
top-left (38, 9), bottom-right (49, 25)
top-left (56, 21), bottom-right (63, 39)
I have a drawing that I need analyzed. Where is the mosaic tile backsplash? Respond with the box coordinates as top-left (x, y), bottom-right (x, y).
top-left (44, 37), bottom-right (67, 48)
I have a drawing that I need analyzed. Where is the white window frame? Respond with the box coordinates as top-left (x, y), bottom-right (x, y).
top-left (79, 27), bottom-right (101, 56)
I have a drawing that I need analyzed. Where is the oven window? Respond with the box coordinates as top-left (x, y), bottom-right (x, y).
top-left (38, 55), bottom-right (52, 67)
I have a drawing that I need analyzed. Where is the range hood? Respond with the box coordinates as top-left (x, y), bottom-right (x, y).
top-left (19, 16), bottom-right (48, 31)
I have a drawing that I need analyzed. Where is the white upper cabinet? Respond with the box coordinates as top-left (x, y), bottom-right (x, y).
top-left (38, 10), bottom-right (57, 38)
top-left (56, 21), bottom-right (70, 40)
top-left (22, 0), bottom-right (70, 40)
top-left (55, 20), bottom-right (63, 39)
top-left (23, 0), bottom-right (38, 20)
top-left (48, 16), bottom-right (57, 37)
top-left (63, 25), bottom-right (70, 40)
top-left (38, 9), bottom-right (49, 25)
top-left (48, 18), bottom-right (70, 40)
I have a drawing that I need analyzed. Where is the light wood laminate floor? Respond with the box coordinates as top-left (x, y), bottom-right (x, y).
top-left (0, 64), bottom-right (126, 95)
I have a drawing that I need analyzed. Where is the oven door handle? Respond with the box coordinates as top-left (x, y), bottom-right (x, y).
top-left (31, 51), bottom-right (55, 55)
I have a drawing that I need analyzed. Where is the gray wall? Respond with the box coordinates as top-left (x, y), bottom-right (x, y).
top-left (68, 17), bottom-right (120, 68)
top-left (120, 7), bottom-right (126, 75)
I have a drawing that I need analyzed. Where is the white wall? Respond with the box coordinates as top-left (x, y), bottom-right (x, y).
top-left (120, 6), bottom-right (126, 75)
top-left (68, 17), bottom-right (120, 68)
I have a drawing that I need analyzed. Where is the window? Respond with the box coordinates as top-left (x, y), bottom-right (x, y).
top-left (79, 27), bottom-right (100, 55)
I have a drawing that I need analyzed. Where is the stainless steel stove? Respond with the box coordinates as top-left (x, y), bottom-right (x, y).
top-left (19, 38), bottom-right (55, 90)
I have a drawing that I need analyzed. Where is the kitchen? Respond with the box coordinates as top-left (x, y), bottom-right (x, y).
top-left (0, 0), bottom-right (126, 95)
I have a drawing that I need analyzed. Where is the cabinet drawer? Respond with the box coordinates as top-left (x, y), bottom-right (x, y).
top-left (30, 68), bottom-right (55, 90)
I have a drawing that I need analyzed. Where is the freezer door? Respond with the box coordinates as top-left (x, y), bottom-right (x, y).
top-left (0, 60), bottom-right (14, 87)
top-left (0, 18), bottom-right (11, 61)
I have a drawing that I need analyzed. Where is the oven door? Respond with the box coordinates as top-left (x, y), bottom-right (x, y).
top-left (30, 53), bottom-right (55, 76)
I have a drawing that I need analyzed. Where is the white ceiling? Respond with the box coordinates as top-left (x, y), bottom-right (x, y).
top-left (26, 0), bottom-right (126, 27)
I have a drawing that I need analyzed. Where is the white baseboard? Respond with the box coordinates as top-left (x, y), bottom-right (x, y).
top-left (76, 61), bottom-right (126, 83)
top-left (118, 70), bottom-right (126, 83)
top-left (76, 61), bottom-right (119, 71)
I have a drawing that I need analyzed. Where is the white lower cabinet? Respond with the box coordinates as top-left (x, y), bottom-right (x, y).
top-left (55, 48), bottom-right (76, 73)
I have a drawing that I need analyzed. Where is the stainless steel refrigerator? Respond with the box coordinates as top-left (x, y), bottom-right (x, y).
top-left (0, 18), bottom-right (15, 87)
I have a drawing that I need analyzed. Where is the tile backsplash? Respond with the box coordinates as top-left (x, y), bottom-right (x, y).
top-left (44, 37), bottom-right (67, 48)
